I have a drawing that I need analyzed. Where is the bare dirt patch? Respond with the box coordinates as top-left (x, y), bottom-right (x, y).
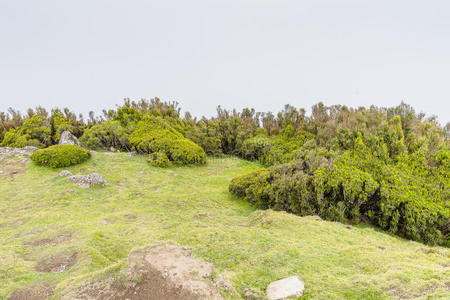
top-left (35, 251), bottom-right (77, 273)
top-left (123, 214), bottom-right (137, 220)
top-left (8, 283), bottom-right (54, 300)
top-left (24, 232), bottom-right (72, 247)
top-left (67, 243), bottom-right (235, 300)
top-left (0, 161), bottom-right (27, 178)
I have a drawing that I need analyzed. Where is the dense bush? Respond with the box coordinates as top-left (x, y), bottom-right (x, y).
top-left (147, 151), bottom-right (171, 168)
top-left (241, 126), bottom-right (314, 166)
top-left (130, 116), bottom-right (206, 165)
top-left (185, 120), bottom-right (222, 156)
top-left (230, 132), bottom-right (450, 246)
top-left (80, 120), bottom-right (131, 151)
top-left (31, 145), bottom-right (91, 168)
top-left (1, 115), bottom-right (52, 148)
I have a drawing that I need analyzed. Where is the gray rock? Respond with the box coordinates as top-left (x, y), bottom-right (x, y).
top-left (23, 146), bottom-right (38, 152)
top-left (127, 151), bottom-right (137, 157)
top-left (266, 276), bottom-right (304, 300)
top-left (59, 131), bottom-right (80, 146)
top-left (58, 170), bottom-right (73, 177)
top-left (67, 173), bottom-right (107, 188)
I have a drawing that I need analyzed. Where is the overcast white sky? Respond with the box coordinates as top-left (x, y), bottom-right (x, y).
top-left (0, 0), bottom-right (449, 123)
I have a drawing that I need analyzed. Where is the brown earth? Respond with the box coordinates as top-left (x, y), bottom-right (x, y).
top-left (24, 231), bottom-right (72, 247)
top-left (65, 243), bottom-right (235, 300)
top-left (8, 284), bottom-right (54, 300)
top-left (35, 251), bottom-right (77, 273)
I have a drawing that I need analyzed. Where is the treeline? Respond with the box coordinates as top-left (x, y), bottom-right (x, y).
top-left (1, 99), bottom-right (449, 246)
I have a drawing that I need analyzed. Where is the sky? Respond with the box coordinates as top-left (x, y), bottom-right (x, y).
top-left (0, 0), bottom-right (449, 124)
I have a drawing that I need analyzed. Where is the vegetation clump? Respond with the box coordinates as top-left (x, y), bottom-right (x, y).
top-left (130, 116), bottom-right (206, 165)
top-left (147, 151), bottom-right (171, 168)
top-left (31, 144), bottom-right (91, 168)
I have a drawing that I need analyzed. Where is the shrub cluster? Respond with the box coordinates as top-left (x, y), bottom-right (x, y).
top-left (130, 116), bottom-right (206, 165)
top-left (147, 151), bottom-right (171, 168)
top-left (241, 126), bottom-right (314, 166)
top-left (230, 135), bottom-right (450, 246)
top-left (31, 145), bottom-right (91, 168)
top-left (80, 120), bottom-right (131, 151)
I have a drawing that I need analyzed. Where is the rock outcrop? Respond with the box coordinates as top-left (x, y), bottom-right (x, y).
top-left (266, 276), bottom-right (304, 300)
top-left (57, 170), bottom-right (72, 177)
top-left (58, 131), bottom-right (80, 146)
top-left (67, 173), bottom-right (107, 188)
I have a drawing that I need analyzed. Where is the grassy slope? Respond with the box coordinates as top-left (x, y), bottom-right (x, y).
top-left (0, 152), bottom-right (449, 299)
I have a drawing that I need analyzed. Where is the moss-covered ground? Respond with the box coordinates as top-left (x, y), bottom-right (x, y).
top-left (0, 152), bottom-right (448, 299)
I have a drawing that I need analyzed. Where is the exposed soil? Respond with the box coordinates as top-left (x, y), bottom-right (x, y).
top-left (8, 283), bottom-right (54, 300)
top-left (123, 214), bottom-right (137, 220)
top-left (35, 251), bottom-right (77, 273)
top-left (24, 231), bottom-right (72, 247)
top-left (67, 243), bottom-right (235, 300)
top-left (0, 162), bottom-right (27, 178)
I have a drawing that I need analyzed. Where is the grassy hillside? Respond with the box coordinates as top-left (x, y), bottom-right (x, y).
top-left (0, 153), bottom-right (449, 299)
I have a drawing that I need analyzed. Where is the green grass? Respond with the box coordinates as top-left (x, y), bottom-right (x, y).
top-left (0, 152), bottom-right (449, 299)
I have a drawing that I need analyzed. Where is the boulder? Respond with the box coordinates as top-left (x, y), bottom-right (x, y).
top-left (266, 276), bottom-right (304, 300)
top-left (67, 173), bottom-right (107, 188)
top-left (58, 170), bottom-right (72, 177)
top-left (59, 131), bottom-right (80, 146)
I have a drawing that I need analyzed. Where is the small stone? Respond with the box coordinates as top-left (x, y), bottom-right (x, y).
top-left (266, 276), bottom-right (304, 300)
top-left (58, 170), bottom-right (73, 177)
top-left (101, 219), bottom-right (108, 225)
top-left (127, 151), bottom-right (137, 157)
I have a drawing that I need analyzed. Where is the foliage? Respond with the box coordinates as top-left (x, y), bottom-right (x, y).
top-left (80, 120), bottom-right (132, 151)
top-left (241, 126), bottom-right (314, 166)
top-left (31, 144), bottom-right (91, 168)
top-left (231, 131), bottom-right (450, 246)
top-left (1, 115), bottom-right (51, 148)
top-left (185, 119), bottom-right (222, 156)
top-left (130, 116), bottom-right (206, 165)
top-left (147, 151), bottom-right (171, 168)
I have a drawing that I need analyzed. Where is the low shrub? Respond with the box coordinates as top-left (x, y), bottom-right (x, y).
top-left (31, 145), bottom-right (91, 168)
top-left (148, 151), bottom-right (171, 168)
top-left (80, 120), bottom-right (131, 151)
top-left (0, 115), bottom-right (51, 148)
top-left (230, 140), bottom-right (450, 246)
top-left (130, 116), bottom-right (206, 165)
top-left (241, 126), bottom-right (314, 166)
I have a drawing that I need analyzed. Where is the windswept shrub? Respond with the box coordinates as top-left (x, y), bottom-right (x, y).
top-left (230, 140), bottom-right (450, 246)
top-left (130, 116), bottom-right (206, 165)
top-left (1, 115), bottom-right (51, 148)
top-left (80, 120), bottom-right (131, 151)
top-left (185, 120), bottom-right (222, 156)
top-left (147, 151), bottom-right (171, 168)
top-left (241, 126), bottom-right (314, 166)
top-left (31, 145), bottom-right (91, 168)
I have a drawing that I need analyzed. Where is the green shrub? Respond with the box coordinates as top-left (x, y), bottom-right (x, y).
top-left (230, 139), bottom-right (450, 246)
top-left (80, 120), bottom-right (131, 151)
top-left (0, 115), bottom-right (51, 148)
top-left (185, 120), bottom-right (222, 156)
top-left (147, 151), bottom-right (171, 168)
top-left (31, 145), bottom-right (91, 168)
top-left (130, 116), bottom-right (206, 165)
top-left (241, 127), bottom-right (314, 166)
